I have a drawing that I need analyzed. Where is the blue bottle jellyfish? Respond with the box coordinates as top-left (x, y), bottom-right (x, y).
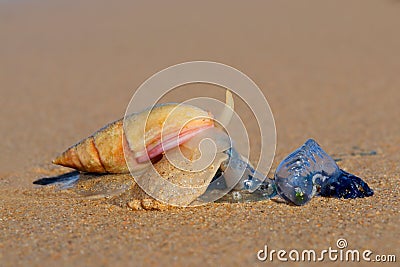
top-left (274, 139), bottom-right (373, 205)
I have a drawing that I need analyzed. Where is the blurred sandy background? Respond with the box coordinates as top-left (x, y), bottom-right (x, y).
top-left (0, 0), bottom-right (399, 266)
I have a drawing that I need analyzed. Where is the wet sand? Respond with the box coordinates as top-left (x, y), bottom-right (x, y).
top-left (0, 0), bottom-right (399, 266)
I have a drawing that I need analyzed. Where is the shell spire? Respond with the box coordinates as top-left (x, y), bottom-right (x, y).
top-left (53, 119), bottom-right (128, 173)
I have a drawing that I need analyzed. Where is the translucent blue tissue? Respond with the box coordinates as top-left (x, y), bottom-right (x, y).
top-left (274, 139), bottom-right (373, 205)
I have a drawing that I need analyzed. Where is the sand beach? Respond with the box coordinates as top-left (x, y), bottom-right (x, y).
top-left (0, 0), bottom-right (399, 266)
